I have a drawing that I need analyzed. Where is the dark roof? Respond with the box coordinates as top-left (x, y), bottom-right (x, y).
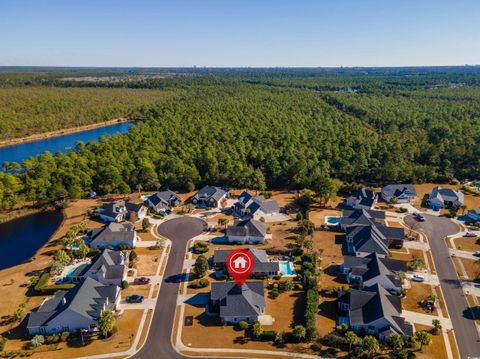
top-left (338, 283), bottom-right (412, 337)
top-left (341, 209), bottom-right (385, 227)
top-left (211, 281), bottom-right (265, 318)
top-left (213, 248), bottom-right (280, 273)
top-left (125, 202), bottom-right (145, 214)
top-left (89, 222), bottom-right (135, 245)
top-left (344, 253), bottom-right (406, 287)
top-left (429, 187), bottom-right (464, 204)
top-left (349, 188), bottom-right (376, 207)
top-left (147, 190), bottom-right (181, 206)
top-left (235, 191), bottom-right (280, 215)
top-left (88, 249), bottom-right (126, 280)
top-left (382, 184), bottom-right (417, 198)
top-left (99, 201), bottom-right (126, 219)
top-left (377, 226), bottom-right (405, 241)
top-left (346, 225), bottom-right (390, 256)
top-left (27, 278), bottom-right (118, 329)
top-left (226, 219), bottom-right (267, 238)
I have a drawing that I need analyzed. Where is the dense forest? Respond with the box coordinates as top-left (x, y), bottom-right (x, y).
top-left (0, 67), bottom-right (479, 210)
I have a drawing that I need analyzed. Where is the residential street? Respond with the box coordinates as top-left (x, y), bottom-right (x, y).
top-left (131, 217), bottom-right (220, 359)
top-left (405, 214), bottom-right (480, 359)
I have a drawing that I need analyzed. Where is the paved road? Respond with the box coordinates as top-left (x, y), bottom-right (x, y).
top-left (405, 214), bottom-right (480, 359)
top-left (132, 217), bottom-right (219, 359)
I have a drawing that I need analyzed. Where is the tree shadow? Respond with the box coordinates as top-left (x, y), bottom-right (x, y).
top-left (291, 291), bottom-right (306, 328)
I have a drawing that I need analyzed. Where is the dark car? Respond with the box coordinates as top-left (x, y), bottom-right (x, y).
top-left (134, 277), bottom-right (151, 284)
top-left (126, 295), bottom-right (144, 303)
top-left (414, 213), bottom-right (425, 222)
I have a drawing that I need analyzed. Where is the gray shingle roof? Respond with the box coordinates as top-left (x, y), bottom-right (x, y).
top-left (27, 278), bottom-right (118, 329)
top-left (234, 191), bottom-right (280, 216)
top-left (88, 249), bottom-right (126, 280)
top-left (147, 190), bottom-right (181, 207)
top-left (346, 225), bottom-right (391, 256)
top-left (349, 188), bottom-right (377, 207)
top-left (429, 187), bottom-right (464, 204)
top-left (211, 281), bottom-right (265, 318)
top-left (89, 222), bottom-right (135, 245)
top-left (194, 186), bottom-right (227, 202)
top-left (382, 184), bottom-right (417, 199)
top-left (341, 209), bottom-right (385, 227)
top-left (213, 248), bottom-right (280, 273)
top-left (226, 219), bottom-right (267, 238)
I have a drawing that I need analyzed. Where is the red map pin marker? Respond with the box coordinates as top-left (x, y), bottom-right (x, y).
top-left (226, 249), bottom-right (254, 288)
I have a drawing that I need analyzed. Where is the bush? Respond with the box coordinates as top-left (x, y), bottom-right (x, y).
top-left (129, 250), bottom-right (138, 261)
top-left (399, 207), bottom-right (408, 213)
top-left (238, 321), bottom-right (249, 330)
top-left (271, 288), bottom-right (279, 298)
top-left (258, 330), bottom-right (277, 341)
top-left (34, 273), bottom-right (75, 294)
top-left (310, 343), bottom-right (322, 352)
top-left (193, 242), bottom-right (209, 254)
top-left (30, 335), bottom-right (45, 348)
top-left (0, 336), bottom-right (7, 351)
top-left (189, 279), bottom-right (209, 289)
top-left (305, 289), bottom-right (319, 340)
top-left (199, 278), bottom-right (209, 287)
top-left (60, 332), bottom-right (70, 342)
top-left (118, 243), bottom-right (131, 250)
top-left (121, 280), bottom-right (129, 289)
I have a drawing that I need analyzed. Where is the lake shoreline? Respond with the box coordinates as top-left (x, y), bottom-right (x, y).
top-left (0, 117), bottom-right (134, 149)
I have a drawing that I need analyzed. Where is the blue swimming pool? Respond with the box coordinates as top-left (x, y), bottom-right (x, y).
top-left (279, 261), bottom-right (295, 276)
top-left (325, 216), bottom-right (342, 225)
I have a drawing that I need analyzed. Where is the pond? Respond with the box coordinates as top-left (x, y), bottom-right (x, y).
top-left (0, 122), bottom-right (133, 165)
top-left (0, 210), bottom-right (63, 270)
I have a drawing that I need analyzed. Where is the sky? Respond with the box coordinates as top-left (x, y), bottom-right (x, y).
top-left (0, 0), bottom-right (479, 67)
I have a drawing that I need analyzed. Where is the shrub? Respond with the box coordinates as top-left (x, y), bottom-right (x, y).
top-left (118, 243), bottom-right (131, 250)
top-left (189, 279), bottom-right (209, 289)
top-left (271, 288), bottom-right (279, 298)
top-left (34, 273), bottom-right (75, 294)
top-left (310, 343), bottom-right (322, 352)
top-left (238, 321), bottom-right (249, 330)
top-left (399, 207), bottom-right (408, 213)
top-left (30, 335), bottom-right (45, 348)
top-left (305, 289), bottom-right (319, 340)
top-left (121, 280), bottom-right (129, 289)
top-left (258, 330), bottom-right (277, 341)
top-left (193, 242), bottom-right (209, 254)
top-left (199, 278), bottom-right (209, 287)
top-left (129, 250), bottom-right (138, 261)
top-left (60, 332), bottom-right (70, 342)
top-left (0, 336), bottom-right (7, 351)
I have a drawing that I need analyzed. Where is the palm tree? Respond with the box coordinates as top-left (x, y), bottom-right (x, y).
top-left (432, 319), bottom-right (442, 335)
top-left (345, 331), bottom-right (361, 351)
top-left (414, 330), bottom-right (432, 351)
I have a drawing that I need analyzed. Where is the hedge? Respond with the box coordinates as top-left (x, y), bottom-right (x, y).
top-left (34, 273), bottom-right (75, 294)
top-left (305, 289), bottom-right (319, 340)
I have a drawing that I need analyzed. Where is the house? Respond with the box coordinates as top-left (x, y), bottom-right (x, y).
top-left (87, 222), bottom-right (137, 249)
top-left (340, 209), bottom-right (385, 231)
top-left (66, 249), bottom-right (128, 286)
top-left (381, 184), bottom-right (417, 204)
top-left (339, 253), bottom-right (407, 291)
top-left (209, 281), bottom-right (266, 323)
top-left (98, 201), bottom-right (147, 222)
top-left (27, 277), bottom-right (120, 335)
top-left (191, 186), bottom-right (228, 208)
top-left (233, 191), bottom-right (280, 220)
top-left (145, 190), bottom-right (182, 213)
top-left (226, 219), bottom-right (268, 244)
top-left (466, 208), bottom-right (480, 222)
top-left (213, 248), bottom-right (280, 277)
top-left (428, 187), bottom-right (464, 210)
top-left (345, 188), bottom-right (378, 210)
top-left (337, 283), bottom-right (413, 340)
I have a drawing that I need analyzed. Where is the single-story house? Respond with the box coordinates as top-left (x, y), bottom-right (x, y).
top-left (339, 253), bottom-right (407, 291)
top-left (466, 208), bottom-right (480, 222)
top-left (191, 186), bottom-right (228, 208)
top-left (213, 248), bottom-right (280, 278)
top-left (226, 219), bottom-right (268, 244)
top-left (337, 283), bottom-right (413, 340)
top-left (345, 223), bottom-right (404, 257)
top-left (381, 184), bottom-right (417, 204)
top-left (233, 191), bottom-right (281, 220)
top-left (66, 249), bottom-right (128, 286)
top-left (87, 222), bottom-right (137, 249)
top-left (428, 187), bottom-right (464, 210)
top-left (340, 209), bottom-right (386, 231)
top-left (98, 201), bottom-right (147, 222)
top-left (210, 281), bottom-right (266, 323)
top-left (27, 277), bottom-right (120, 335)
top-left (145, 190), bottom-right (182, 213)
top-left (345, 188), bottom-right (378, 210)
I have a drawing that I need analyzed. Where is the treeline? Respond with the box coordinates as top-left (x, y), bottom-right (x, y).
top-left (0, 87), bottom-right (176, 140)
top-left (0, 73), bottom-right (479, 210)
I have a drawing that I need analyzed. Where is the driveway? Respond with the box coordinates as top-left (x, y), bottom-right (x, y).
top-left (131, 217), bottom-right (221, 359)
top-left (405, 214), bottom-right (480, 358)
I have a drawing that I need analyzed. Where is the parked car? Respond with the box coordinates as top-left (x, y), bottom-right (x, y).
top-left (413, 213), bottom-right (425, 222)
top-left (126, 295), bottom-right (144, 303)
top-left (134, 277), bottom-right (151, 284)
top-left (467, 226), bottom-right (480, 231)
top-left (464, 232), bottom-right (478, 238)
top-left (473, 251), bottom-right (480, 258)
top-left (412, 274), bottom-right (425, 282)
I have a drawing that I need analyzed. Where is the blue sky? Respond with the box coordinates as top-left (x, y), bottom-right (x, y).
top-left (1, 0), bottom-right (479, 67)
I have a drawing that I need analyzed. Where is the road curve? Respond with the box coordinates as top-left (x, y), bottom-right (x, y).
top-left (405, 214), bottom-right (480, 359)
top-left (131, 216), bottom-right (222, 359)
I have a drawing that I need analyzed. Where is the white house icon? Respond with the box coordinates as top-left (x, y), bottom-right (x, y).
top-left (233, 256), bottom-right (247, 269)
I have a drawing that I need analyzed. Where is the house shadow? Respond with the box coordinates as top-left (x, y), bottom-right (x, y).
top-left (420, 194), bottom-right (430, 209)
top-left (184, 293), bottom-right (209, 307)
top-left (318, 298), bottom-right (337, 321)
top-left (193, 312), bottom-right (222, 327)
top-left (323, 264), bottom-right (347, 285)
top-left (1, 316), bottom-right (29, 340)
top-left (291, 291), bottom-right (307, 328)
top-left (334, 234), bottom-right (348, 255)
top-left (463, 308), bottom-right (478, 320)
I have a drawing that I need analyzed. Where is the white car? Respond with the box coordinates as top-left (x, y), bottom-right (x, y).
top-left (464, 232), bottom-right (478, 238)
top-left (412, 274), bottom-right (425, 282)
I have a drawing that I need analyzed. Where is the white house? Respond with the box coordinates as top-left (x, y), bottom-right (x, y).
top-left (345, 188), bottom-right (377, 210)
top-left (226, 219), bottom-right (267, 244)
top-left (381, 184), bottom-right (417, 204)
top-left (233, 191), bottom-right (280, 220)
top-left (98, 201), bottom-right (147, 222)
top-left (145, 190), bottom-right (182, 214)
top-left (27, 277), bottom-right (120, 335)
top-left (191, 186), bottom-right (228, 208)
top-left (467, 208), bottom-right (480, 222)
top-left (87, 222), bottom-right (137, 249)
top-left (428, 187), bottom-right (464, 210)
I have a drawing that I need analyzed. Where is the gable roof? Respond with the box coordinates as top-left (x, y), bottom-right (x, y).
top-left (226, 219), bottom-right (267, 238)
top-left (211, 281), bottom-right (265, 318)
top-left (147, 190), bottom-right (180, 206)
top-left (345, 253), bottom-right (406, 287)
top-left (27, 277), bottom-right (118, 329)
top-left (88, 249), bottom-right (127, 280)
top-left (346, 225), bottom-right (391, 256)
top-left (194, 186), bottom-right (227, 202)
top-left (341, 209), bottom-right (385, 227)
top-left (338, 283), bottom-right (413, 337)
top-left (89, 222), bottom-right (135, 245)
top-left (349, 188), bottom-right (377, 207)
top-left (429, 187), bottom-right (464, 204)
top-left (213, 248), bottom-right (280, 273)
top-left (235, 191), bottom-right (280, 215)
top-left (382, 184), bottom-right (417, 199)
top-left (99, 201), bottom-right (126, 219)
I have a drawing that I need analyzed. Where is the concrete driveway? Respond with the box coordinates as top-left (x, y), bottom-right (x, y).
top-left (405, 214), bottom-right (480, 359)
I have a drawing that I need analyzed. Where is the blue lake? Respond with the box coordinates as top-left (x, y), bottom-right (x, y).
top-left (0, 122), bottom-right (133, 165)
top-left (0, 210), bottom-right (63, 270)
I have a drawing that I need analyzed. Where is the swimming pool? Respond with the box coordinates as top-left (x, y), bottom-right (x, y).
top-left (279, 261), bottom-right (295, 276)
top-left (325, 216), bottom-right (342, 225)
